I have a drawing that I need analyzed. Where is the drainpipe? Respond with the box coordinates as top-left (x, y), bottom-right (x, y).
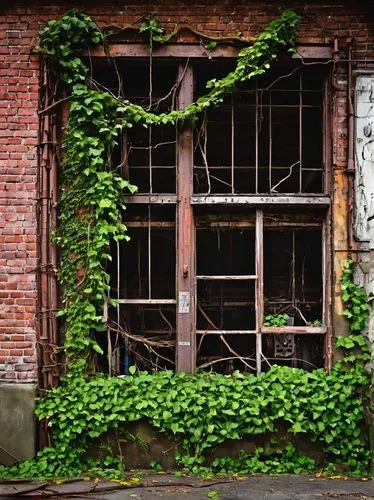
top-left (331, 38), bottom-right (344, 92)
top-left (346, 39), bottom-right (355, 251)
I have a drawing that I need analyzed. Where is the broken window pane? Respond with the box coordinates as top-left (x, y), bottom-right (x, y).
top-left (193, 62), bottom-right (326, 194)
top-left (262, 334), bottom-right (324, 371)
top-left (197, 333), bottom-right (256, 373)
top-left (196, 228), bottom-right (255, 276)
top-left (197, 281), bottom-right (256, 331)
top-left (264, 227), bottom-right (323, 325)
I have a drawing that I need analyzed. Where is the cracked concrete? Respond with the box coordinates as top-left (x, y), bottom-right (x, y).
top-left (0, 474), bottom-right (372, 499)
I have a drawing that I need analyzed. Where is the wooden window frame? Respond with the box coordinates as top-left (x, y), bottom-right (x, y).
top-left (99, 44), bottom-right (333, 374)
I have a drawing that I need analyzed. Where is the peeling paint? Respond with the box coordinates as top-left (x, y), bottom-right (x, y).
top-left (355, 75), bottom-right (374, 246)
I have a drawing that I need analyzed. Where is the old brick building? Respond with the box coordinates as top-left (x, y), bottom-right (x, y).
top-left (0, 0), bottom-right (373, 463)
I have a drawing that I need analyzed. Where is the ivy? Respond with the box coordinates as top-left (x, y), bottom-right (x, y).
top-left (38, 10), bottom-right (102, 84)
top-left (55, 84), bottom-right (137, 376)
top-left (0, 360), bottom-right (369, 479)
top-left (139, 13), bottom-right (165, 44)
top-left (341, 259), bottom-right (371, 333)
top-left (263, 313), bottom-right (289, 327)
top-left (208, 445), bottom-right (317, 475)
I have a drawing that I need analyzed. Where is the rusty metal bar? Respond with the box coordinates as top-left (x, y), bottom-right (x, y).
top-left (269, 91), bottom-right (272, 192)
top-left (231, 96), bottom-right (235, 194)
top-left (197, 220), bottom-right (322, 228)
top-left (255, 81), bottom-right (259, 194)
top-left (37, 59), bottom-right (61, 392)
top-left (323, 75), bottom-right (333, 371)
top-left (292, 230), bottom-right (296, 313)
top-left (125, 221), bottom-right (175, 228)
top-left (176, 63), bottom-right (195, 373)
top-left (147, 206), bottom-right (152, 300)
top-left (299, 72), bottom-right (303, 192)
top-left (50, 100), bottom-right (59, 356)
top-left (323, 209), bottom-right (333, 371)
top-left (346, 40), bottom-right (357, 252)
top-left (212, 104), bottom-right (321, 109)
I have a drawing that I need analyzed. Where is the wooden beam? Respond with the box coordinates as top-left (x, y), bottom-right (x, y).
top-left (176, 63), bottom-right (195, 373)
top-left (123, 194), bottom-right (177, 204)
top-left (125, 221), bottom-right (175, 228)
top-left (196, 275), bottom-right (257, 280)
top-left (117, 299), bottom-right (176, 304)
top-left (196, 330), bottom-right (257, 335)
top-left (255, 209), bottom-right (264, 375)
top-left (261, 326), bottom-right (327, 334)
top-left (88, 43), bottom-right (333, 60)
top-left (191, 195), bottom-right (331, 205)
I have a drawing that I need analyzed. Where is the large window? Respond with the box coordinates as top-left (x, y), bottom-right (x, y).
top-left (96, 56), bottom-right (330, 375)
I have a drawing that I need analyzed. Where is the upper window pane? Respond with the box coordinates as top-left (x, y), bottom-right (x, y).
top-left (92, 60), bottom-right (179, 194)
top-left (193, 62), bottom-right (326, 195)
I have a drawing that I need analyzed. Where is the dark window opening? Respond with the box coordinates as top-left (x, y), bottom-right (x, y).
top-left (93, 60), bottom-right (179, 194)
top-left (264, 228), bottom-right (323, 325)
top-left (193, 63), bottom-right (326, 195)
top-left (103, 205), bottom-right (176, 374)
top-left (197, 333), bottom-right (257, 373)
top-left (262, 334), bottom-right (324, 371)
top-left (197, 280), bottom-right (256, 331)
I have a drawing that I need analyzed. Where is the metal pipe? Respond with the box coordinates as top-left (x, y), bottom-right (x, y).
top-left (347, 39), bottom-right (356, 251)
top-left (49, 101), bottom-right (59, 386)
top-left (331, 38), bottom-right (344, 92)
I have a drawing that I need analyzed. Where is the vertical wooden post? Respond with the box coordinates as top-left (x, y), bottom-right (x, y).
top-left (323, 81), bottom-right (333, 371)
top-left (255, 209), bottom-right (264, 375)
top-left (176, 63), bottom-right (195, 373)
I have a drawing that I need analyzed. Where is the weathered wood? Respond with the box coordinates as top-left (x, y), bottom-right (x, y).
top-left (196, 275), bottom-right (257, 280)
top-left (261, 326), bottom-right (327, 334)
top-left (255, 209), bottom-right (264, 375)
top-left (124, 194), bottom-right (177, 204)
top-left (125, 221), bottom-right (175, 228)
top-left (88, 43), bottom-right (333, 59)
top-left (196, 330), bottom-right (257, 335)
top-left (191, 195), bottom-right (331, 205)
top-left (117, 299), bottom-right (176, 304)
top-left (176, 64), bottom-right (195, 373)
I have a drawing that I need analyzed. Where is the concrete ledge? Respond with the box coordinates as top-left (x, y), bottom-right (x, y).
top-left (0, 384), bottom-right (36, 466)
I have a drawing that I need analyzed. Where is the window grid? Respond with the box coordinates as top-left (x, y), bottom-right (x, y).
top-left (106, 60), bottom-right (330, 375)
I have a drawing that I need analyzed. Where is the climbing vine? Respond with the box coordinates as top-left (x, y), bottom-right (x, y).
top-left (0, 10), bottom-right (371, 480)
top-left (37, 8), bottom-right (301, 376)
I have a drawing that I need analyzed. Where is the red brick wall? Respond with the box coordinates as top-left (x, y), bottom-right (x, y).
top-left (0, 0), bottom-right (373, 383)
top-left (0, 6), bottom-right (39, 382)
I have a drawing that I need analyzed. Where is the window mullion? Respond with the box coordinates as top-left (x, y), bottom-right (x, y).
top-left (255, 208), bottom-right (264, 375)
top-left (176, 62), bottom-right (195, 373)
